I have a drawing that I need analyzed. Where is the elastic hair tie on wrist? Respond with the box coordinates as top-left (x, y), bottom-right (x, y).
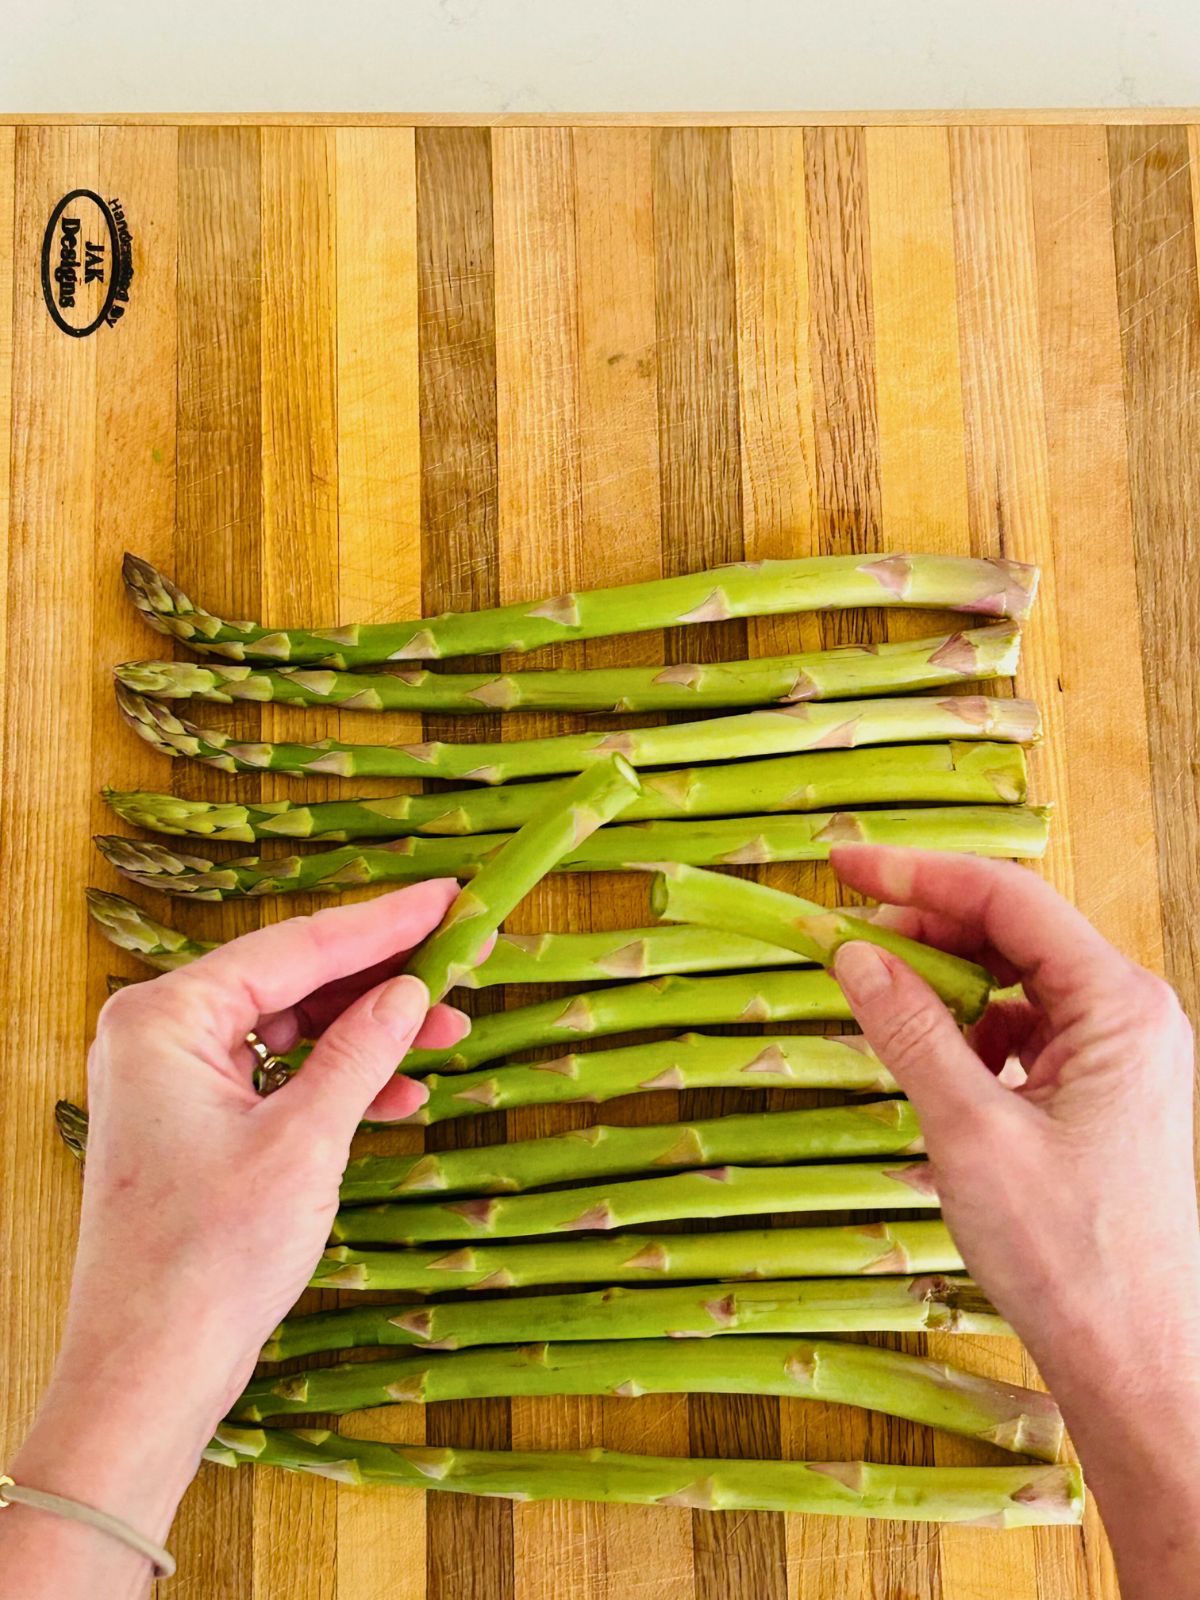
top-left (0, 1474), bottom-right (176, 1578)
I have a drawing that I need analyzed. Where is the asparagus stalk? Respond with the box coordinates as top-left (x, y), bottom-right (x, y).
top-left (102, 740), bottom-right (1029, 842)
top-left (86, 886), bottom-right (809, 986)
top-left (406, 758), bottom-right (639, 1000)
top-left (653, 863), bottom-right (995, 1024)
top-left (125, 551), bottom-right (1039, 668)
top-left (94, 804), bottom-right (1051, 902)
top-left (341, 1102), bottom-right (923, 1203)
top-left (404, 970), bottom-right (853, 1074)
top-left (312, 1220), bottom-right (964, 1291)
top-left (263, 1274), bottom-right (1008, 1360)
top-left (399, 1033), bottom-right (897, 1125)
top-left (231, 1336), bottom-right (1062, 1461)
top-left (205, 1427), bottom-right (1084, 1526)
top-left (115, 622), bottom-right (1022, 712)
top-left (116, 684), bottom-right (1040, 781)
top-left (329, 1162), bottom-right (939, 1246)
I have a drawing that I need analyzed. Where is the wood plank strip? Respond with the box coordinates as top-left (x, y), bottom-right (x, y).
top-left (0, 119), bottom-right (99, 1481)
top-left (947, 124), bottom-right (1062, 1600)
top-left (491, 122), bottom-right (608, 1600)
top-left (169, 121), bottom-right (262, 1600)
top-left (0, 129), bottom-right (12, 814)
top-left (332, 125), bottom-right (427, 1600)
top-left (173, 127), bottom-right (264, 956)
top-left (1109, 124), bottom-right (1200, 1041)
top-left (255, 125), bottom-right (340, 1600)
top-left (654, 125), bottom-right (788, 1600)
top-left (415, 124), bottom-right (513, 1600)
top-left (950, 128), bottom-right (1073, 894)
top-left (572, 123), bottom-right (695, 1600)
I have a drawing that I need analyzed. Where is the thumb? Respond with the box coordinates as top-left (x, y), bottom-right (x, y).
top-left (277, 974), bottom-right (430, 1135)
top-left (833, 942), bottom-right (1007, 1142)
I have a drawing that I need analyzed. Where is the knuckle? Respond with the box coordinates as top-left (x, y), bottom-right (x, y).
top-left (876, 1004), bottom-right (947, 1067)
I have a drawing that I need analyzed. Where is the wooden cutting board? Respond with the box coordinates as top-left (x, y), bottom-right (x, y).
top-left (1, 111), bottom-right (1197, 1600)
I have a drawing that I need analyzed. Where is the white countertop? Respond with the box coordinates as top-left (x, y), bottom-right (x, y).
top-left (2, 0), bottom-right (1197, 114)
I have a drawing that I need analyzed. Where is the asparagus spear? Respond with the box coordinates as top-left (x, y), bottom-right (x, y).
top-left (231, 1336), bottom-right (1063, 1461)
top-left (102, 740), bottom-right (1029, 842)
top-left (403, 970), bottom-right (852, 1074)
top-left (406, 757), bottom-right (639, 1000)
top-left (115, 622), bottom-right (1022, 711)
top-left (125, 551), bottom-right (1039, 667)
top-left (398, 1033), bottom-right (897, 1125)
top-left (329, 1162), bottom-right (939, 1246)
top-left (653, 863), bottom-right (995, 1024)
top-left (86, 886), bottom-right (809, 985)
top-left (116, 684), bottom-right (1040, 781)
top-left (94, 804), bottom-right (1051, 902)
top-left (205, 1427), bottom-right (1085, 1526)
top-left (341, 1102), bottom-right (923, 1203)
top-left (312, 1220), bottom-right (964, 1291)
top-left (263, 1274), bottom-right (1008, 1360)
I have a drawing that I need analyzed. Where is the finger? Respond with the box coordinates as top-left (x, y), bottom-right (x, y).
top-left (276, 974), bottom-right (431, 1136)
top-left (866, 903), bottom-right (1024, 987)
top-left (831, 846), bottom-right (1127, 1012)
top-left (363, 1073), bottom-right (431, 1123)
top-left (254, 998), bottom-right (470, 1059)
top-left (161, 880), bottom-right (460, 1039)
top-left (833, 941), bottom-right (1011, 1143)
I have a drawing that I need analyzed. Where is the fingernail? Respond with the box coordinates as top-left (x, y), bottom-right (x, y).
top-left (370, 974), bottom-right (428, 1030)
top-left (835, 941), bottom-right (894, 1001)
top-left (445, 1005), bottom-right (472, 1037)
top-left (409, 1077), bottom-right (430, 1106)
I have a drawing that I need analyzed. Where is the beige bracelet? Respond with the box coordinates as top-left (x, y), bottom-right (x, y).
top-left (0, 1475), bottom-right (176, 1579)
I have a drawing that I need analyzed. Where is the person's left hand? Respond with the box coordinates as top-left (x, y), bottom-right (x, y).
top-left (9, 881), bottom-right (468, 1587)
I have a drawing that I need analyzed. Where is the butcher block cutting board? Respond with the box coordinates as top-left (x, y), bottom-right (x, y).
top-left (1, 110), bottom-right (1198, 1600)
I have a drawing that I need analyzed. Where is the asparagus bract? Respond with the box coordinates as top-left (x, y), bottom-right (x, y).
top-left (206, 1428), bottom-right (1084, 1526)
top-left (116, 623), bottom-right (1022, 711)
top-left (95, 805), bottom-right (1051, 902)
top-left (312, 1220), bottom-right (963, 1291)
top-left (102, 741), bottom-right (1029, 843)
top-left (263, 1274), bottom-right (1008, 1359)
top-left (329, 1161), bottom-right (939, 1246)
top-left (341, 1102), bottom-right (922, 1203)
top-left (125, 551), bottom-right (1039, 668)
top-left (406, 757), bottom-right (639, 1000)
top-left (231, 1336), bottom-right (1062, 1461)
top-left (117, 685), bottom-right (1039, 781)
top-left (653, 864), bottom-right (995, 1024)
top-left (85, 888), bottom-right (217, 969)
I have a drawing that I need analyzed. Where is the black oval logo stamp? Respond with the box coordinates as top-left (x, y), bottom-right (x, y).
top-left (40, 189), bottom-right (134, 338)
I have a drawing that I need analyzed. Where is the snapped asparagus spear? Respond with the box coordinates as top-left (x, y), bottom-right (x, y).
top-left (312, 1220), bottom-right (964, 1291)
top-left (406, 757), bottom-right (639, 1000)
top-left (116, 684), bottom-right (1039, 781)
top-left (115, 622), bottom-right (1022, 712)
top-left (206, 1427), bottom-right (1084, 1526)
top-left (340, 1102), bottom-right (922, 1202)
top-left (94, 804), bottom-right (1051, 902)
top-left (263, 1274), bottom-right (1008, 1360)
top-left (125, 551), bottom-right (1039, 667)
top-left (652, 863), bottom-right (996, 1024)
top-left (102, 740), bottom-right (1029, 842)
top-left (231, 1336), bottom-right (1063, 1461)
top-left (329, 1161), bottom-right (939, 1246)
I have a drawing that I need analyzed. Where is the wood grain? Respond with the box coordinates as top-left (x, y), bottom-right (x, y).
top-left (1, 115), bottom-right (1194, 1600)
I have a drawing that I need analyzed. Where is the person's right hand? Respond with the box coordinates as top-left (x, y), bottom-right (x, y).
top-left (831, 846), bottom-right (1200, 1600)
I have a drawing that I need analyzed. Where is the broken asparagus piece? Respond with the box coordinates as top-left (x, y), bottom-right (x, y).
top-left (652, 863), bottom-right (996, 1024)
